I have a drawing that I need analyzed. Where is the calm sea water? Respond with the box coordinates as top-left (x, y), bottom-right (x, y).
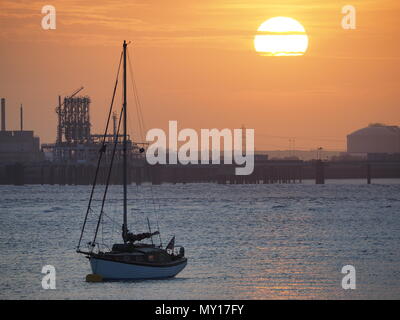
top-left (0, 180), bottom-right (399, 300)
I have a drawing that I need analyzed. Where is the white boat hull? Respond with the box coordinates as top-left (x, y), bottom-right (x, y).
top-left (89, 257), bottom-right (187, 280)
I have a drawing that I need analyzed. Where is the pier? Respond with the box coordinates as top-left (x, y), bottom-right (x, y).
top-left (1, 159), bottom-right (399, 186)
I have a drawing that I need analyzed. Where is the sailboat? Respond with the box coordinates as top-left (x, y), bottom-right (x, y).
top-left (76, 41), bottom-right (187, 280)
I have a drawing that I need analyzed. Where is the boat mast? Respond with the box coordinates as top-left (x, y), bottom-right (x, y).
top-left (123, 40), bottom-right (128, 243)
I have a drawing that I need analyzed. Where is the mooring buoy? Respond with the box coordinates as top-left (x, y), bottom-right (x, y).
top-left (86, 274), bottom-right (103, 282)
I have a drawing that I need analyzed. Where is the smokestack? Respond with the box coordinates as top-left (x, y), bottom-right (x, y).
top-left (1, 98), bottom-right (5, 131)
top-left (56, 95), bottom-right (62, 143)
top-left (20, 104), bottom-right (23, 131)
top-left (113, 112), bottom-right (117, 139)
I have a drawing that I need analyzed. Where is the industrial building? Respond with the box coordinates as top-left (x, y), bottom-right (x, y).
top-left (41, 89), bottom-right (146, 164)
top-left (347, 124), bottom-right (400, 155)
top-left (0, 98), bottom-right (44, 163)
top-left (0, 90), bottom-right (147, 185)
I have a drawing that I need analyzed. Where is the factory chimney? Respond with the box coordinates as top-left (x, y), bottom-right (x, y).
top-left (20, 104), bottom-right (24, 131)
top-left (1, 98), bottom-right (5, 131)
top-left (113, 111), bottom-right (117, 139)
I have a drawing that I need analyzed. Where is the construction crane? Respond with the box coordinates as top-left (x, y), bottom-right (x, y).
top-left (56, 86), bottom-right (84, 143)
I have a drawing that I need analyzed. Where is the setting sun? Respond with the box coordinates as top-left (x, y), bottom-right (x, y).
top-left (254, 17), bottom-right (309, 56)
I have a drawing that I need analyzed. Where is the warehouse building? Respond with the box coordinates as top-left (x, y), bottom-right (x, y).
top-left (0, 98), bottom-right (44, 163)
top-left (347, 124), bottom-right (400, 154)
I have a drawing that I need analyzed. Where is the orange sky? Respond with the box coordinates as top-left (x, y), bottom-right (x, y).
top-left (0, 0), bottom-right (399, 150)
